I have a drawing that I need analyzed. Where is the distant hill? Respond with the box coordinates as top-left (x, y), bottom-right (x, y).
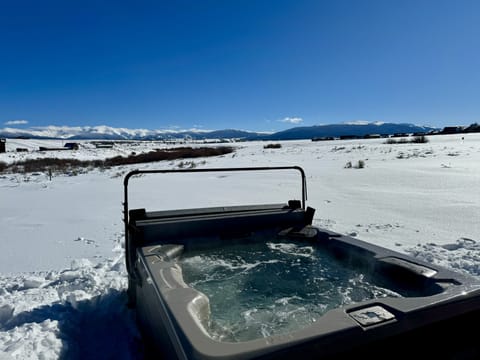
top-left (189, 129), bottom-right (262, 140)
top-left (265, 123), bottom-right (437, 140)
top-left (0, 123), bottom-right (438, 141)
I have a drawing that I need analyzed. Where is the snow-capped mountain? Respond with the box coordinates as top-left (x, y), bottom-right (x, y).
top-left (0, 123), bottom-right (438, 141)
top-left (0, 125), bottom-right (209, 140)
top-left (0, 125), bottom-right (265, 141)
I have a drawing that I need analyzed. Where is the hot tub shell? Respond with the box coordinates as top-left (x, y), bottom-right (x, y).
top-left (124, 167), bottom-right (480, 359)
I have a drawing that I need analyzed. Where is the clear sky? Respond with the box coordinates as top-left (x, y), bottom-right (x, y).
top-left (1, 0), bottom-right (479, 132)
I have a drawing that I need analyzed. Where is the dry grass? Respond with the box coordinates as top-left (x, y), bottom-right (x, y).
top-left (385, 136), bottom-right (428, 144)
top-left (0, 146), bottom-right (234, 175)
top-left (410, 135), bottom-right (429, 143)
top-left (263, 143), bottom-right (282, 149)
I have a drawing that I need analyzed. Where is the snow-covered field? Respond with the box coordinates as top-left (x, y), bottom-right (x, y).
top-left (1, 134), bottom-right (479, 359)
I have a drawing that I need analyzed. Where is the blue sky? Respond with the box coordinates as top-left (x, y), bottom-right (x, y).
top-left (1, 0), bottom-right (479, 132)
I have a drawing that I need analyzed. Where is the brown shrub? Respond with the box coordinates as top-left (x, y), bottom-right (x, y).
top-left (103, 146), bottom-right (233, 166)
top-left (0, 146), bottom-right (234, 175)
top-left (385, 136), bottom-right (428, 144)
top-left (410, 135), bottom-right (429, 143)
top-left (263, 143), bottom-right (282, 149)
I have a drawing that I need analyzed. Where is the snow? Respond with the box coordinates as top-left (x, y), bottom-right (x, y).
top-left (0, 125), bottom-right (211, 140)
top-left (1, 133), bottom-right (479, 359)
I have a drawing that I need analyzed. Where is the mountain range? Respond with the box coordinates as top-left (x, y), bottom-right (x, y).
top-left (0, 123), bottom-right (437, 141)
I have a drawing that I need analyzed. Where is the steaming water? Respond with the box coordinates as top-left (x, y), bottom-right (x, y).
top-left (180, 240), bottom-right (401, 342)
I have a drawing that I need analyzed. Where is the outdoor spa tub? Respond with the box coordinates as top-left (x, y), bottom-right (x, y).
top-left (124, 167), bottom-right (480, 359)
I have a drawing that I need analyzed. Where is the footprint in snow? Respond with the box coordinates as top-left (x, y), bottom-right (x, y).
top-left (441, 238), bottom-right (477, 251)
top-left (75, 237), bottom-right (98, 247)
top-left (459, 237), bottom-right (476, 244)
top-left (0, 304), bottom-right (14, 325)
top-left (441, 243), bottom-right (462, 251)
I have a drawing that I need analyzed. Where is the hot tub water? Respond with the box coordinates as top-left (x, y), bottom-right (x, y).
top-left (180, 240), bottom-right (401, 342)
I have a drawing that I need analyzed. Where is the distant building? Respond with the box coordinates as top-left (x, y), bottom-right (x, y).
top-left (464, 123), bottom-right (480, 133)
top-left (363, 134), bottom-right (381, 139)
top-left (91, 141), bottom-right (115, 148)
top-left (312, 136), bottom-right (334, 141)
top-left (94, 143), bottom-right (114, 149)
top-left (64, 142), bottom-right (79, 150)
top-left (440, 126), bottom-right (464, 135)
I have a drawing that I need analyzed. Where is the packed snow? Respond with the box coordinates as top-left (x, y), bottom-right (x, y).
top-left (1, 134), bottom-right (479, 359)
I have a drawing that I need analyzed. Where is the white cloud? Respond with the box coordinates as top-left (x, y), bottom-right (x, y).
top-left (5, 119), bottom-right (29, 125)
top-left (279, 117), bottom-right (303, 125)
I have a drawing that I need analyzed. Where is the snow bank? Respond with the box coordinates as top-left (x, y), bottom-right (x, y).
top-left (406, 237), bottom-right (480, 277)
top-left (1, 133), bottom-right (479, 359)
top-left (0, 251), bottom-right (142, 359)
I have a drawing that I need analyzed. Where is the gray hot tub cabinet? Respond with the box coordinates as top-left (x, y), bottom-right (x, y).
top-left (124, 167), bottom-right (480, 359)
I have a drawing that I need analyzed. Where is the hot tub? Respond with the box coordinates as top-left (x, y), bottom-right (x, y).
top-left (124, 167), bottom-right (480, 359)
